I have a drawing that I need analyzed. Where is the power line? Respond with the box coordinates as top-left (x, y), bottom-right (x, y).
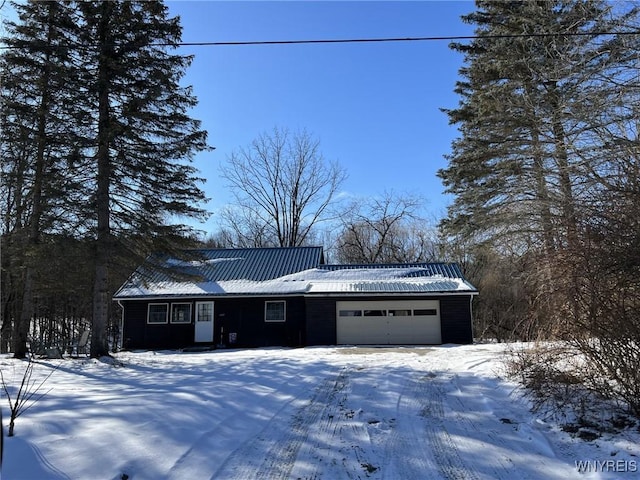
top-left (160, 31), bottom-right (640, 47)
top-left (1, 31), bottom-right (638, 50)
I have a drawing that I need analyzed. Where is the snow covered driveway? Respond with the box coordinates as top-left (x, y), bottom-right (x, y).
top-left (2, 344), bottom-right (638, 479)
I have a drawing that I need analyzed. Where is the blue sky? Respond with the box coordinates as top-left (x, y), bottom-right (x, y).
top-left (165, 1), bottom-right (476, 233)
top-left (1, 1), bottom-right (476, 233)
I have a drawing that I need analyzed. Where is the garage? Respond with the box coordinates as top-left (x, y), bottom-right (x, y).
top-left (336, 300), bottom-right (442, 345)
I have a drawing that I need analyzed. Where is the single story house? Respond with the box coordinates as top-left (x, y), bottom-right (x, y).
top-left (113, 246), bottom-right (478, 349)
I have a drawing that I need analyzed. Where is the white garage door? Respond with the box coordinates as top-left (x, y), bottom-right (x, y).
top-left (336, 300), bottom-right (441, 345)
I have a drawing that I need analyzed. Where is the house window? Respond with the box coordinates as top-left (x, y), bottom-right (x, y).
top-left (171, 303), bottom-right (192, 324)
top-left (148, 303), bottom-right (168, 324)
top-left (339, 310), bottom-right (362, 317)
top-left (364, 310), bottom-right (386, 317)
top-left (265, 301), bottom-right (286, 322)
top-left (389, 309), bottom-right (412, 316)
top-left (414, 309), bottom-right (437, 316)
top-left (196, 302), bottom-right (214, 322)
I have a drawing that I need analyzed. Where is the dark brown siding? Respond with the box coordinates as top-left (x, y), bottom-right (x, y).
top-left (120, 296), bottom-right (306, 350)
top-left (305, 297), bottom-right (337, 345)
top-left (439, 295), bottom-right (474, 344)
top-left (121, 300), bottom-right (194, 350)
top-left (121, 300), bottom-right (147, 349)
top-left (215, 297), bottom-right (305, 347)
top-left (120, 293), bottom-right (474, 350)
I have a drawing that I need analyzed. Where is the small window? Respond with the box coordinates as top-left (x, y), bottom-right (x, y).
top-left (414, 309), bottom-right (437, 316)
top-left (171, 303), bottom-right (192, 324)
top-left (339, 310), bottom-right (362, 317)
top-left (389, 309), bottom-right (412, 317)
top-left (196, 302), bottom-right (214, 322)
top-left (148, 303), bottom-right (168, 324)
top-left (265, 301), bottom-right (286, 322)
top-left (364, 310), bottom-right (386, 317)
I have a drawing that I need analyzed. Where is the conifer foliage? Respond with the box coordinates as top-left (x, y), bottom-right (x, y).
top-left (1, 0), bottom-right (86, 358)
top-left (440, 0), bottom-right (637, 254)
top-left (440, 0), bottom-right (640, 414)
top-left (1, 1), bottom-right (210, 357)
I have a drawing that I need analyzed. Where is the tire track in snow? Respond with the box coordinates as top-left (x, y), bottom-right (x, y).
top-left (166, 414), bottom-right (245, 479)
top-left (289, 367), bottom-right (354, 480)
top-left (417, 374), bottom-right (482, 480)
top-left (444, 372), bottom-right (555, 479)
top-left (291, 365), bottom-right (388, 480)
top-left (446, 373), bottom-right (526, 479)
top-left (380, 373), bottom-right (437, 479)
top-left (212, 367), bottom-right (350, 480)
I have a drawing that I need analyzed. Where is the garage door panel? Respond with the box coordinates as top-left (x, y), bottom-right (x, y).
top-left (336, 300), bottom-right (441, 345)
top-left (337, 316), bottom-right (388, 344)
top-left (410, 316), bottom-right (441, 344)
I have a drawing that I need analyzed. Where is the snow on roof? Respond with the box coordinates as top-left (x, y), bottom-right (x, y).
top-left (114, 264), bottom-right (477, 299)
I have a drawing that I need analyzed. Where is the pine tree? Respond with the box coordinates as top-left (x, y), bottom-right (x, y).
top-left (76, 1), bottom-right (209, 357)
top-left (439, 0), bottom-right (637, 253)
top-left (439, 0), bottom-right (640, 337)
top-left (1, 0), bottom-right (84, 358)
top-left (2, 1), bottom-right (210, 358)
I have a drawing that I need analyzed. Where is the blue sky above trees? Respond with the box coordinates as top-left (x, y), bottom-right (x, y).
top-left (1, 1), bottom-right (476, 232)
top-left (166, 1), bottom-right (475, 232)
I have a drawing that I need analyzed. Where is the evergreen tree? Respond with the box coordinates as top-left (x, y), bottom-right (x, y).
top-left (439, 0), bottom-right (637, 254)
top-left (2, 1), bottom-right (210, 357)
top-left (439, 1), bottom-right (640, 411)
top-left (439, 0), bottom-right (639, 333)
top-left (76, 1), bottom-right (209, 357)
top-left (1, 0), bottom-right (84, 357)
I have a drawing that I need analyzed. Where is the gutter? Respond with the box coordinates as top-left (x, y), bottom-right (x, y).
top-left (113, 290), bottom-right (479, 302)
top-left (116, 300), bottom-right (125, 351)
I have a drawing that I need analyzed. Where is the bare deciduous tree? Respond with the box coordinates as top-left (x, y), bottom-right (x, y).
top-left (1, 356), bottom-right (58, 437)
top-left (220, 127), bottom-right (347, 247)
top-left (335, 191), bottom-right (437, 264)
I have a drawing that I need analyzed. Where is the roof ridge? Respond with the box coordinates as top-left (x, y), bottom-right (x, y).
top-left (319, 262), bottom-right (459, 268)
top-left (187, 245), bottom-right (324, 253)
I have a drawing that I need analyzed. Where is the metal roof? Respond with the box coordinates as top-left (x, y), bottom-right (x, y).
top-left (319, 263), bottom-right (465, 279)
top-left (182, 246), bottom-right (325, 281)
top-left (115, 246), bottom-right (324, 296)
top-left (114, 248), bottom-right (477, 299)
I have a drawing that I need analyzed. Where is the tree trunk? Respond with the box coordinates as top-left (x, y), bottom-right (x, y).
top-left (91, 2), bottom-right (113, 358)
top-left (531, 128), bottom-right (555, 254)
top-left (548, 82), bottom-right (578, 251)
top-left (12, 3), bottom-right (57, 358)
top-left (12, 270), bottom-right (33, 359)
top-left (547, 81), bottom-right (581, 325)
top-left (91, 264), bottom-right (110, 357)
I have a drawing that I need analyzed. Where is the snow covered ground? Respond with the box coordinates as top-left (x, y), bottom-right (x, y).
top-left (1, 343), bottom-right (638, 479)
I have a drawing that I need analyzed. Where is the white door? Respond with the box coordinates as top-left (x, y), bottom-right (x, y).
top-left (336, 300), bottom-right (441, 345)
top-left (195, 301), bottom-right (214, 342)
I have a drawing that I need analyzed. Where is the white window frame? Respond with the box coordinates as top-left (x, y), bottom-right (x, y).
top-left (171, 303), bottom-right (192, 324)
top-left (195, 301), bottom-right (214, 323)
top-left (147, 303), bottom-right (169, 324)
top-left (265, 300), bottom-right (286, 323)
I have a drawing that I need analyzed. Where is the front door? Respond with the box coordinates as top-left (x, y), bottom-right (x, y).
top-left (195, 301), bottom-right (214, 342)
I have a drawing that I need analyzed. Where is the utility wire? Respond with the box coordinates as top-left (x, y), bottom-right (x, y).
top-left (1, 31), bottom-right (639, 50)
top-left (160, 31), bottom-right (640, 47)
